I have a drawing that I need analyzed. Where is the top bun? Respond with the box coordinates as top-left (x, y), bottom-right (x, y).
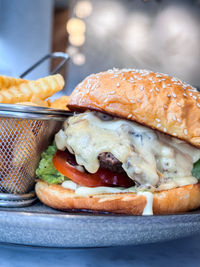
top-left (68, 68), bottom-right (200, 148)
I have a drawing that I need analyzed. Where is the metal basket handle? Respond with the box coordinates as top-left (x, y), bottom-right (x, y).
top-left (19, 52), bottom-right (70, 78)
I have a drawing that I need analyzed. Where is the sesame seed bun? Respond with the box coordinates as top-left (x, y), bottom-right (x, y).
top-left (36, 69), bottom-right (200, 215)
top-left (35, 181), bottom-right (200, 215)
top-left (68, 69), bottom-right (200, 148)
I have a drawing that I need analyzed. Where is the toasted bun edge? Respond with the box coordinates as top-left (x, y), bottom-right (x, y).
top-left (35, 181), bottom-right (200, 215)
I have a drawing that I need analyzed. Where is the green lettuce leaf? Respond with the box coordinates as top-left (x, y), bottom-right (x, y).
top-left (36, 143), bottom-right (67, 184)
top-left (192, 159), bottom-right (200, 179)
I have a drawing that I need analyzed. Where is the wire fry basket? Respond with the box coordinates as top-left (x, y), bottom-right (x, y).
top-left (0, 52), bottom-right (71, 207)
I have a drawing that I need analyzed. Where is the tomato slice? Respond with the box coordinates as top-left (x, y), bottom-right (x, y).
top-left (52, 150), bottom-right (134, 188)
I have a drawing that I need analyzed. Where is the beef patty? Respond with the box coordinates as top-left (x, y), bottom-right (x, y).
top-left (98, 152), bottom-right (124, 173)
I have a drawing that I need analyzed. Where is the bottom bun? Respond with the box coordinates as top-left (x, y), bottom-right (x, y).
top-left (35, 181), bottom-right (200, 215)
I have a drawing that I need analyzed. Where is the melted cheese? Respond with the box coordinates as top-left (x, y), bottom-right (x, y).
top-left (56, 111), bottom-right (200, 190)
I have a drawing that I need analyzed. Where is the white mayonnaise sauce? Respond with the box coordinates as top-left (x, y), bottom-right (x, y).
top-left (56, 111), bottom-right (200, 190)
top-left (62, 180), bottom-right (136, 195)
top-left (75, 186), bottom-right (126, 195)
top-left (61, 180), bottom-right (153, 215)
top-left (137, 192), bottom-right (153, 215)
top-left (62, 180), bottom-right (77, 191)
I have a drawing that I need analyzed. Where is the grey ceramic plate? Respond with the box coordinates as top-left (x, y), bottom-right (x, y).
top-left (0, 201), bottom-right (200, 248)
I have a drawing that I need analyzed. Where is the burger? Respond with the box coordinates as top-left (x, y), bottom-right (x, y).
top-left (35, 69), bottom-right (200, 215)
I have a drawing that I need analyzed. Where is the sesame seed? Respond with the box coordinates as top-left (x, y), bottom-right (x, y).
top-left (155, 87), bottom-right (160, 92)
top-left (171, 77), bottom-right (178, 82)
top-left (172, 115), bottom-right (176, 121)
top-left (130, 100), bottom-right (135, 104)
top-left (140, 85), bottom-right (144, 91)
top-left (173, 133), bottom-right (177, 136)
top-left (187, 88), bottom-right (197, 93)
top-left (149, 89), bottom-right (154, 93)
top-left (177, 118), bottom-right (181, 123)
top-left (128, 114), bottom-right (132, 119)
top-left (157, 124), bottom-right (161, 128)
top-left (116, 83), bottom-right (120, 87)
top-left (168, 94), bottom-right (171, 98)
top-left (163, 128), bottom-right (167, 132)
top-left (193, 95), bottom-right (197, 100)
top-left (184, 129), bottom-right (188, 135)
top-left (137, 99), bottom-right (142, 103)
top-left (110, 90), bottom-right (116, 94)
top-left (172, 93), bottom-right (176, 98)
top-left (189, 93), bottom-right (193, 96)
top-left (167, 84), bottom-right (171, 86)
top-left (183, 93), bottom-right (187, 97)
top-left (163, 105), bottom-right (168, 109)
top-left (155, 118), bottom-right (160, 122)
top-left (197, 103), bottom-right (200, 108)
top-left (123, 78), bottom-right (126, 80)
top-left (177, 103), bottom-right (181, 107)
top-left (162, 84), bottom-right (166, 89)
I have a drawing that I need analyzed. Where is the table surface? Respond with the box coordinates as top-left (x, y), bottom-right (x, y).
top-left (0, 234), bottom-right (200, 267)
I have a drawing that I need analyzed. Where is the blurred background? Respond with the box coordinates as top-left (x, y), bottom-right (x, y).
top-left (0, 0), bottom-right (199, 96)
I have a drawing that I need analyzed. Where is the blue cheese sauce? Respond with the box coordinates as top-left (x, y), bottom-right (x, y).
top-left (56, 111), bottom-right (200, 190)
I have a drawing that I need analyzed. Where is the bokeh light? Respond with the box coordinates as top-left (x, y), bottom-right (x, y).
top-left (74, 1), bottom-right (93, 19)
top-left (90, 1), bottom-right (125, 37)
top-left (69, 34), bottom-right (85, 46)
top-left (66, 18), bottom-right (86, 35)
top-left (153, 5), bottom-right (200, 80)
top-left (66, 46), bottom-right (78, 56)
top-left (72, 53), bottom-right (86, 65)
top-left (123, 12), bottom-right (152, 60)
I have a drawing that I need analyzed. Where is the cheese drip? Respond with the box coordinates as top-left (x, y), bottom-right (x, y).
top-left (138, 192), bottom-right (153, 215)
top-left (55, 111), bottom-right (200, 189)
